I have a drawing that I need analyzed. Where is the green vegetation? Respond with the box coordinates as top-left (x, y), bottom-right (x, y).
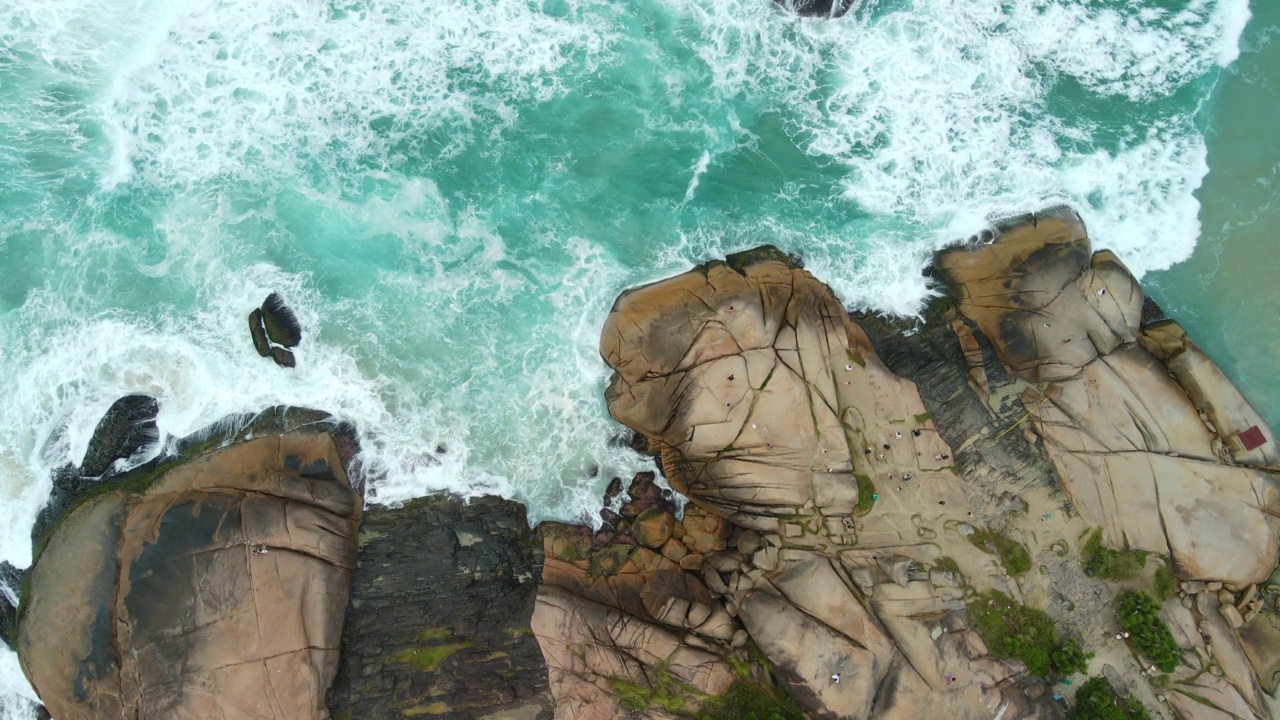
top-left (697, 678), bottom-right (805, 720)
top-left (854, 474), bottom-right (877, 516)
top-left (607, 663), bottom-right (694, 714)
top-left (934, 556), bottom-right (962, 576)
top-left (969, 529), bottom-right (1033, 575)
top-left (1117, 591), bottom-right (1181, 673)
top-left (1085, 545), bottom-right (1148, 582)
top-left (1070, 677), bottom-right (1151, 720)
top-left (1081, 530), bottom-right (1177, 599)
top-left (912, 412), bottom-right (933, 424)
top-left (967, 591), bottom-right (1092, 678)
top-left (1152, 561), bottom-right (1177, 602)
top-left (925, 292), bottom-right (956, 316)
top-left (1081, 527), bottom-right (1103, 558)
top-left (389, 641), bottom-right (472, 671)
top-left (589, 543), bottom-right (633, 576)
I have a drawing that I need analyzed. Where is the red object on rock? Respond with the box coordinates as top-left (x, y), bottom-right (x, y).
top-left (1239, 425), bottom-right (1267, 451)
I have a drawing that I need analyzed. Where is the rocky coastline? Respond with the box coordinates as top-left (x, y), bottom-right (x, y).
top-left (4, 207), bottom-right (1279, 719)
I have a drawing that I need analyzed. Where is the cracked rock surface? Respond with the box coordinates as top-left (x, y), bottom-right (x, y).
top-left (936, 207), bottom-right (1280, 587)
top-left (583, 247), bottom-right (1056, 720)
top-left (18, 410), bottom-right (361, 720)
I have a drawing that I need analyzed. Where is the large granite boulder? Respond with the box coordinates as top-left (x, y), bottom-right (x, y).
top-left (17, 407), bottom-right (361, 720)
top-left (596, 249), bottom-right (1054, 719)
top-left (935, 207), bottom-right (1280, 586)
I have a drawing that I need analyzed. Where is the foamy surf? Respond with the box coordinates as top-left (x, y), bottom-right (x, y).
top-left (0, 0), bottom-right (1256, 713)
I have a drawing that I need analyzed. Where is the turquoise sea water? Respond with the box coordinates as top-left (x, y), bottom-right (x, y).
top-left (0, 0), bottom-right (1274, 712)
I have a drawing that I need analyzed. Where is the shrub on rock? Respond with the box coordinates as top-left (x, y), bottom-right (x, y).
top-left (1116, 591), bottom-right (1181, 673)
top-left (967, 591), bottom-right (1091, 678)
top-left (1071, 676), bottom-right (1151, 719)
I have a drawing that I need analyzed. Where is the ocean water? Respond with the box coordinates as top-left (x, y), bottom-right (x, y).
top-left (0, 0), bottom-right (1273, 713)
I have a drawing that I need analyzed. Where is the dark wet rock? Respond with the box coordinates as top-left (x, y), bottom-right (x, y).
top-left (617, 471), bottom-right (674, 520)
top-left (599, 508), bottom-right (622, 528)
top-left (1140, 295), bottom-right (1168, 327)
top-left (80, 394), bottom-right (159, 478)
top-left (28, 396), bottom-right (162, 572)
top-left (328, 495), bottom-right (553, 720)
top-left (248, 293), bottom-right (302, 367)
top-left (248, 307), bottom-right (271, 357)
top-left (270, 344), bottom-right (297, 368)
top-left (262, 292), bottom-right (302, 348)
top-left (604, 476), bottom-right (624, 501)
top-left (775, 0), bottom-right (854, 18)
top-left (0, 561), bottom-right (22, 650)
top-left (607, 428), bottom-right (652, 458)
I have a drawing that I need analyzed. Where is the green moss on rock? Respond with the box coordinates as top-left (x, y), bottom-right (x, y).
top-left (389, 642), bottom-right (472, 672)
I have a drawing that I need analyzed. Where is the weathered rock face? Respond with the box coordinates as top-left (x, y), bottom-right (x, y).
top-left (935, 207), bottom-right (1280, 587)
top-left (533, 476), bottom-right (742, 720)
top-left (18, 407), bottom-right (361, 720)
top-left (328, 495), bottom-right (553, 720)
top-left (597, 248), bottom-right (1055, 720)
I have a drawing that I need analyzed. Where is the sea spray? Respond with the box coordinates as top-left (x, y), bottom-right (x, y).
top-left (0, 0), bottom-right (1257, 712)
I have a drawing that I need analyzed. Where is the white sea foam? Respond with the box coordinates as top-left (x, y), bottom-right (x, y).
top-left (90, 0), bottom-right (616, 188)
top-left (0, 0), bottom-right (1254, 713)
top-left (669, 0), bottom-right (1248, 291)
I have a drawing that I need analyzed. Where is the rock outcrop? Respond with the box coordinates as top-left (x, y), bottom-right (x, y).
top-left (79, 394), bottom-right (160, 478)
top-left (935, 208), bottom-right (1280, 587)
top-left (17, 407), bottom-right (361, 720)
top-left (28, 395), bottom-right (162, 558)
top-left (534, 475), bottom-right (745, 720)
top-left (592, 247), bottom-right (1056, 719)
top-left (328, 495), bottom-right (553, 720)
top-left (250, 292), bottom-right (303, 368)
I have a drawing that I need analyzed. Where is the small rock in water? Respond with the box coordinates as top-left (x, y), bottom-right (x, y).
top-left (247, 308), bottom-right (270, 358)
top-left (270, 346), bottom-right (297, 368)
top-left (248, 293), bottom-right (302, 368)
top-left (261, 292), bottom-right (302, 347)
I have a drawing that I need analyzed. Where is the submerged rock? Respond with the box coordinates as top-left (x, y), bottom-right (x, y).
top-left (18, 408), bottom-right (361, 720)
top-left (775, 0), bottom-right (854, 18)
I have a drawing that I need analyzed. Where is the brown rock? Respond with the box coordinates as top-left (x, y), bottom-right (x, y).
top-left (1220, 603), bottom-right (1245, 629)
top-left (19, 426), bottom-right (359, 720)
top-left (936, 207), bottom-right (1280, 585)
top-left (632, 507), bottom-right (675, 549)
